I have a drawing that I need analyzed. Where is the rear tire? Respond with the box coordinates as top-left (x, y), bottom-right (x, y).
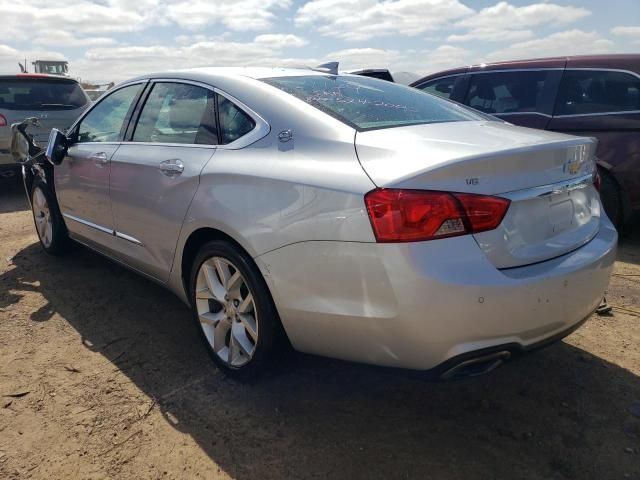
top-left (189, 240), bottom-right (282, 380)
top-left (31, 180), bottom-right (68, 255)
top-left (599, 169), bottom-right (622, 228)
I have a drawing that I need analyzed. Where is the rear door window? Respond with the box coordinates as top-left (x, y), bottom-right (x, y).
top-left (554, 70), bottom-right (640, 116)
top-left (217, 95), bottom-right (255, 144)
top-left (464, 70), bottom-right (554, 115)
top-left (77, 84), bottom-right (143, 143)
top-left (416, 76), bottom-right (458, 99)
top-left (0, 78), bottom-right (88, 111)
top-left (132, 82), bottom-right (217, 145)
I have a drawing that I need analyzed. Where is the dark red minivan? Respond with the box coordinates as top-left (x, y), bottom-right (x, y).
top-left (411, 54), bottom-right (640, 227)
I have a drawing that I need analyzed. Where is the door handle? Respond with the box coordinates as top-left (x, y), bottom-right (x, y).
top-left (90, 152), bottom-right (108, 167)
top-left (159, 158), bottom-right (184, 177)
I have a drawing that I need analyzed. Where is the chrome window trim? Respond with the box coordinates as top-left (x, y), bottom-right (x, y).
top-left (149, 78), bottom-right (270, 150)
top-left (502, 173), bottom-right (594, 202)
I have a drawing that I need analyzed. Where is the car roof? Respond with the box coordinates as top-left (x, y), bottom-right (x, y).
top-left (411, 53), bottom-right (640, 86)
top-left (0, 74), bottom-right (79, 82)
top-left (126, 66), bottom-right (336, 84)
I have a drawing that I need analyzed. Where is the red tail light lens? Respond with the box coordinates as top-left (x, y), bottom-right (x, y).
top-left (0, 114), bottom-right (7, 127)
top-left (364, 189), bottom-right (510, 243)
top-left (593, 169), bottom-right (601, 192)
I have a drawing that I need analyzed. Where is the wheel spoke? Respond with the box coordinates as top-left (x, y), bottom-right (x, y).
top-left (203, 263), bottom-right (226, 302)
top-left (199, 310), bottom-right (225, 326)
top-left (238, 314), bottom-right (258, 341)
top-left (195, 286), bottom-right (214, 300)
top-left (231, 323), bottom-right (254, 358)
top-left (226, 270), bottom-right (242, 293)
top-left (213, 258), bottom-right (230, 288)
top-left (238, 293), bottom-right (254, 314)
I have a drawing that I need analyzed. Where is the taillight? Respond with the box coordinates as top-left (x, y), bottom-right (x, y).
top-left (364, 188), bottom-right (510, 243)
top-left (0, 114), bottom-right (6, 127)
top-left (593, 169), bottom-right (601, 192)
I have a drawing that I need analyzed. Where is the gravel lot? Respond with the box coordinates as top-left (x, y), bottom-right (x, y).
top-left (1, 177), bottom-right (639, 480)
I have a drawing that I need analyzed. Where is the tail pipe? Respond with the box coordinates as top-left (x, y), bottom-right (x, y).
top-left (440, 351), bottom-right (511, 380)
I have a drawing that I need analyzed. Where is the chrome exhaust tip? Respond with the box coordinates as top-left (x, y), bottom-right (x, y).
top-left (440, 350), bottom-right (511, 380)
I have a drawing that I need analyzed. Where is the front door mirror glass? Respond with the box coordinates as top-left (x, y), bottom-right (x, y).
top-left (46, 129), bottom-right (69, 165)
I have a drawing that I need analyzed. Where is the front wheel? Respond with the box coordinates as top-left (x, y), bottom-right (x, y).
top-left (190, 240), bottom-right (282, 380)
top-left (31, 181), bottom-right (68, 255)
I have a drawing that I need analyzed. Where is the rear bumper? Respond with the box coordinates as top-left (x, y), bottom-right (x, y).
top-left (256, 216), bottom-right (617, 371)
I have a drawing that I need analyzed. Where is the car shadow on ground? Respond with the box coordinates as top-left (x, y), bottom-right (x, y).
top-left (0, 178), bottom-right (28, 215)
top-left (1, 241), bottom-right (639, 479)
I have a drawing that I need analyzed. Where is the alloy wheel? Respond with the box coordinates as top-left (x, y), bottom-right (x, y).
top-left (195, 256), bottom-right (258, 368)
top-left (32, 187), bottom-right (53, 248)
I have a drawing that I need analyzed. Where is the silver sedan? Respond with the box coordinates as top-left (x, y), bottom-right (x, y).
top-left (20, 67), bottom-right (616, 379)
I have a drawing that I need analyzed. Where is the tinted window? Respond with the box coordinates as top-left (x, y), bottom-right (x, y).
top-left (554, 70), bottom-right (640, 116)
top-left (0, 78), bottom-right (87, 111)
top-left (78, 84), bottom-right (142, 143)
top-left (217, 95), bottom-right (255, 144)
top-left (416, 76), bottom-right (457, 99)
top-left (464, 71), bottom-right (552, 114)
top-left (133, 83), bottom-right (217, 145)
top-left (262, 75), bottom-right (484, 131)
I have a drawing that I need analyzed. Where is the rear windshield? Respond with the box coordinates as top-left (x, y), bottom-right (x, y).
top-left (0, 78), bottom-right (88, 111)
top-left (261, 75), bottom-right (486, 131)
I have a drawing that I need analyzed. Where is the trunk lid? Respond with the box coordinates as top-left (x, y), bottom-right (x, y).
top-left (355, 120), bottom-right (601, 268)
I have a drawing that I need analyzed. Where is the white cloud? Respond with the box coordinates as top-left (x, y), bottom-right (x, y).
top-left (394, 45), bottom-right (470, 75)
top-left (0, 0), bottom-right (157, 40)
top-left (612, 26), bottom-right (640, 44)
top-left (485, 29), bottom-right (614, 62)
top-left (451, 2), bottom-right (591, 43)
top-left (33, 32), bottom-right (118, 48)
top-left (447, 29), bottom-right (533, 43)
top-left (254, 34), bottom-right (308, 49)
top-left (457, 2), bottom-right (590, 30)
top-left (74, 40), bottom-right (290, 82)
top-left (295, 0), bottom-right (473, 41)
top-left (164, 0), bottom-right (292, 31)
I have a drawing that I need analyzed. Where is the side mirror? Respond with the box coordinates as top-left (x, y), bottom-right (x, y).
top-left (45, 129), bottom-right (69, 165)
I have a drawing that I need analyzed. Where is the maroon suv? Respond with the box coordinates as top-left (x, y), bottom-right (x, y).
top-left (411, 54), bottom-right (640, 227)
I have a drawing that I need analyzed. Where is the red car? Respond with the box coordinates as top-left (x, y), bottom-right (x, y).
top-left (411, 54), bottom-right (640, 227)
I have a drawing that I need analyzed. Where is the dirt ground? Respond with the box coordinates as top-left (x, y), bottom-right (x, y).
top-left (0, 177), bottom-right (639, 480)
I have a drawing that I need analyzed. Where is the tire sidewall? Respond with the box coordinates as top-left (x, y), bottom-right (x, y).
top-left (189, 240), bottom-right (277, 380)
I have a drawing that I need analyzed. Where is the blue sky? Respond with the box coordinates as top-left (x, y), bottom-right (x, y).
top-left (0, 0), bottom-right (638, 83)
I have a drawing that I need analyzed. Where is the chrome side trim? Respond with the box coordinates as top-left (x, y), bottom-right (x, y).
top-left (502, 173), bottom-right (594, 202)
top-left (497, 111), bottom-right (552, 118)
top-left (62, 213), bottom-right (113, 235)
top-left (555, 109), bottom-right (640, 119)
top-left (115, 231), bottom-right (144, 246)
